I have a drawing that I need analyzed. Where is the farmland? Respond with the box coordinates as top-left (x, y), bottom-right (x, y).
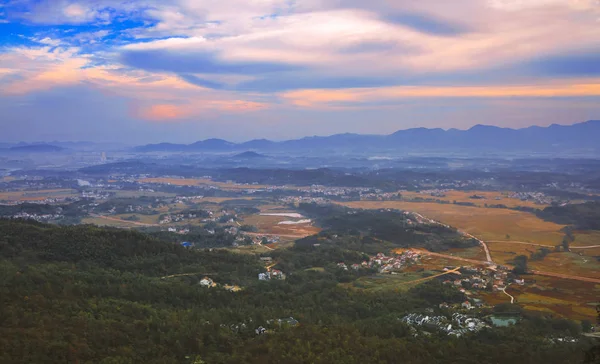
top-left (0, 189), bottom-right (78, 202)
top-left (339, 201), bottom-right (567, 245)
top-left (400, 190), bottom-right (551, 208)
top-left (481, 276), bottom-right (600, 321)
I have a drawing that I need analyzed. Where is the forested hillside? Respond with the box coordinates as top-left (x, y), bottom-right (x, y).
top-left (0, 219), bottom-right (595, 363)
top-left (536, 202), bottom-right (600, 230)
top-left (298, 203), bottom-right (478, 252)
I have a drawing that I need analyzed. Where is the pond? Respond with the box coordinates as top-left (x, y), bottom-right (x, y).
top-left (490, 314), bottom-right (520, 327)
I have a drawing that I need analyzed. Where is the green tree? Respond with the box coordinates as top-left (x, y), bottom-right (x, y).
top-left (581, 319), bottom-right (593, 333)
top-left (561, 237), bottom-right (570, 252)
top-left (512, 255), bottom-right (528, 274)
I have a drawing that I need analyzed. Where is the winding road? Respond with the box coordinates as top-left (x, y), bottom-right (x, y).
top-left (407, 211), bottom-right (600, 284)
top-left (409, 212), bottom-right (493, 263)
top-left (501, 284), bottom-right (515, 304)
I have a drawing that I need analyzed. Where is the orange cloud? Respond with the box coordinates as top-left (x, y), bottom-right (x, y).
top-left (281, 80), bottom-right (600, 108)
top-left (137, 104), bottom-right (192, 121)
top-left (134, 100), bottom-right (268, 121)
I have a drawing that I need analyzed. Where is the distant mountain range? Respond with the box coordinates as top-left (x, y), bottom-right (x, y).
top-left (0, 141), bottom-right (126, 153)
top-left (7, 144), bottom-right (65, 153)
top-left (133, 120), bottom-right (600, 154)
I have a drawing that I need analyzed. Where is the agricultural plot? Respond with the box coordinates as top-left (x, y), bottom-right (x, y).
top-left (0, 189), bottom-right (78, 202)
top-left (400, 190), bottom-right (550, 209)
top-left (340, 201), bottom-right (566, 245)
top-left (491, 276), bottom-right (600, 321)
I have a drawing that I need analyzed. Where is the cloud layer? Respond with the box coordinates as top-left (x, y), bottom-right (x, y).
top-left (1, 0), bottom-right (599, 142)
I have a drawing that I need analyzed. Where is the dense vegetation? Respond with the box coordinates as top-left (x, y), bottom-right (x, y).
top-left (537, 202), bottom-right (600, 230)
top-left (298, 203), bottom-right (478, 252)
top-left (0, 219), bottom-right (595, 363)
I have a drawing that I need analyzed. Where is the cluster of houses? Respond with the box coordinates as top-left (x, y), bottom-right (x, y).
top-left (80, 191), bottom-right (110, 200)
top-left (6, 212), bottom-right (64, 222)
top-left (418, 189), bottom-right (451, 198)
top-left (401, 312), bottom-right (489, 337)
top-left (280, 196), bottom-right (329, 205)
top-left (442, 265), bottom-right (519, 294)
top-left (258, 269), bottom-right (286, 281)
top-left (159, 212), bottom-right (201, 224)
top-left (246, 234), bottom-right (280, 244)
top-left (199, 277), bottom-right (241, 292)
top-left (169, 227), bottom-right (190, 234)
top-left (336, 251), bottom-right (421, 274)
top-left (508, 191), bottom-right (554, 205)
top-left (0, 196), bottom-right (77, 205)
top-left (255, 317), bottom-right (300, 335)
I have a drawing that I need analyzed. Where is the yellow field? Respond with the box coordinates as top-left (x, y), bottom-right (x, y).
top-left (400, 190), bottom-right (549, 208)
top-left (508, 276), bottom-right (600, 321)
top-left (339, 201), bottom-right (566, 245)
top-left (0, 189), bottom-right (78, 201)
top-left (572, 230), bottom-right (600, 247)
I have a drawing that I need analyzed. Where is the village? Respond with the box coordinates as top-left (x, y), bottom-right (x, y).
top-left (401, 312), bottom-right (490, 337)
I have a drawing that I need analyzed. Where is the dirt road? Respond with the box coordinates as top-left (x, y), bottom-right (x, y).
top-left (409, 212), bottom-right (494, 263)
top-left (487, 240), bottom-right (600, 250)
top-left (397, 266), bottom-right (462, 285)
top-left (501, 284), bottom-right (515, 303)
top-left (89, 214), bottom-right (158, 227)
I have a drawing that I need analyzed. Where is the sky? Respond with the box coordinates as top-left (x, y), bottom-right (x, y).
top-left (1, 0), bottom-right (600, 144)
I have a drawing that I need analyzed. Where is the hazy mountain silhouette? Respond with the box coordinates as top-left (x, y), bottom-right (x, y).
top-left (133, 120), bottom-right (600, 154)
top-left (8, 144), bottom-right (65, 153)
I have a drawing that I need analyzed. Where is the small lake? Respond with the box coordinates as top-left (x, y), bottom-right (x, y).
top-left (490, 315), bottom-right (520, 327)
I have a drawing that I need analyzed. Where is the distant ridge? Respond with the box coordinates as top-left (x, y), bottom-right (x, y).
top-left (8, 144), bottom-right (65, 153)
top-left (133, 120), bottom-right (600, 154)
top-left (232, 151), bottom-right (267, 159)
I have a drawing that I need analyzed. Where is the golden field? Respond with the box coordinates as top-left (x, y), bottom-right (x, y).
top-left (489, 276), bottom-right (600, 321)
top-left (339, 201), bottom-right (567, 245)
top-left (400, 190), bottom-right (550, 208)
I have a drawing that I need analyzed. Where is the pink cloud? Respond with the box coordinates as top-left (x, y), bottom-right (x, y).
top-left (133, 100), bottom-right (268, 122)
top-left (281, 80), bottom-right (600, 108)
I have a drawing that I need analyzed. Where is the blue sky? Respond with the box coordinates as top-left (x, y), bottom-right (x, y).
top-left (1, 0), bottom-right (600, 143)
